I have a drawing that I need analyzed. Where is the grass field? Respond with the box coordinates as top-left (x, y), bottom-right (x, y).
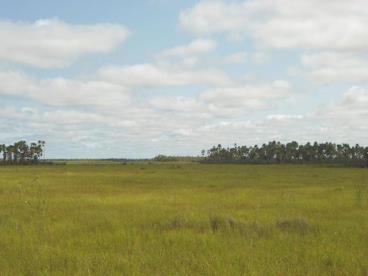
top-left (0, 162), bottom-right (367, 275)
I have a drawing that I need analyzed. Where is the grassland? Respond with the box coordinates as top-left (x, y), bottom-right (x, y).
top-left (0, 162), bottom-right (367, 275)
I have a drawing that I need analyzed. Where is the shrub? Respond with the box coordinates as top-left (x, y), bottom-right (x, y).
top-left (276, 218), bottom-right (311, 234)
top-left (209, 215), bottom-right (269, 237)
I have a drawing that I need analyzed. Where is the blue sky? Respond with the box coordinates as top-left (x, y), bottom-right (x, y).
top-left (0, 0), bottom-right (367, 158)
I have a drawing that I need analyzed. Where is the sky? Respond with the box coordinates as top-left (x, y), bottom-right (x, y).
top-left (0, 0), bottom-right (367, 158)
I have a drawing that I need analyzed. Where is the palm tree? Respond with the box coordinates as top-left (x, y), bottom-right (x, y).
top-left (0, 141), bottom-right (46, 165)
top-left (203, 141), bottom-right (368, 166)
top-left (6, 145), bottom-right (14, 163)
top-left (364, 147), bottom-right (368, 167)
top-left (29, 142), bottom-right (38, 162)
top-left (36, 140), bottom-right (46, 161)
top-left (13, 141), bottom-right (21, 163)
top-left (17, 141), bottom-right (29, 163)
top-left (0, 144), bottom-right (5, 163)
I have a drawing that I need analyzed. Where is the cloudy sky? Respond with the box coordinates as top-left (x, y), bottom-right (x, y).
top-left (0, 0), bottom-right (367, 158)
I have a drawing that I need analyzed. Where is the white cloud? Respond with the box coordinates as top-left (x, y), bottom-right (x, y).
top-left (251, 52), bottom-right (269, 64)
top-left (98, 63), bottom-right (232, 87)
top-left (148, 81), bottom-right (292, 118)
top-left (0, 71), bottom-right (130, 108)
top-left (155, 39), bottom-right (216, 68)
top-left (2, 85), bottom-right (367, 158)
top-left (150, 96), bottom-right (203, 112)
top-left (2, 5), bottom-right (367, 157)
top-left (200, 80), bottom-right (291, 110)
top-left (0, 18), bottom-right (129, 68)
top-left (179, 1), bottom-right (253, 37)
top-left (223, 51), bottom-right (247, 64)
top-left (193, 86), bottom-right (368, 147)
top-left (180, 0), bottom-right (368, 51)
top-left (157, 38), bottom-right (216, 59)
top-left (267, 114), bottom-right (303, 121)
top-left (310, 86), bottom-right (368, 142)
top-left (298, 52), bottom-right (368, 83)
top-left (342, 86), bottom-right (368, 107)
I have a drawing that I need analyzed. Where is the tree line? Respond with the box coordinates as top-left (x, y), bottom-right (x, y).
top-left (153, 155), bottom-right (201, 162)
top-left (0, 140), bottom-right (46, 164)
top-left (202, 141), bottom-right (368, 166)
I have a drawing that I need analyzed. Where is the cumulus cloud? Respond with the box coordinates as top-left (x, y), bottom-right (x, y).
top-left (194, 87), bottom-right (368, 147)
top-left (180, 0), bottom-right (368, 51)
top-left (310, 86), bottom-right (368, 142)
top-left (2, 84), bottom-right (367, 158)
top-left (98, 63), bottom-right (232, 87)
top-left (200, 80), bottom-right (291, 110)
top-left (1, 3), bottom-right (367, 158)
top-left (149, 96), bottom-right (204, 113)
top-left (342, 87), bottom-right (368, 107)
top-left (0, 71), bottom-right (130, 108)
top-left (0, 18), bottom-right (129, 68)
top-left (157, 38), bottom-right (216, 59)
top-left (180, 1), bottom-right (253, 37)
top-left (223, 51), bottom-right (247, 64)
top-left (267, 114), bottom-right (303, 121)
top-left (148, 80), bottom-right (293, 118)
top-left (318, 86), bottom-right (368, 120)
top-left (297, 52), bottom-right (368, 83)
top-left (251, 52), bottom-right (269, 64)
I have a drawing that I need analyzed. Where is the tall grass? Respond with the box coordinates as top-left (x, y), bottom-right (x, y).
top-left (0, 163), bottom-right (367, 275)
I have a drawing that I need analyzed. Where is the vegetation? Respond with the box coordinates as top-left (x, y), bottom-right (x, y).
top-left (203, 141), bottom-right (368, 166)
top-left (153, 154), bottom-right (202, 162)
top-left (0, 140), bottom-right (45, 164)
top-left (0, 162), bottom-right (367, 274)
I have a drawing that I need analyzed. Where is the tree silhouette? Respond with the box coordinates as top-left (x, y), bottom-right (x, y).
top-left (0, 141), bottom-right (46, 165)
top-left (202, 141), bottom-right (368, 167)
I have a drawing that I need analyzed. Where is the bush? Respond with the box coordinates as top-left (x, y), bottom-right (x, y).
top-left (209, 215), bottom-right (269, 237)
top-left (276, 218), bottom-right (311, 234)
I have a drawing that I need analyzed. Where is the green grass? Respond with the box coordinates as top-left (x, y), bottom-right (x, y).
top-left (0, 162), bottom-right (367, 275)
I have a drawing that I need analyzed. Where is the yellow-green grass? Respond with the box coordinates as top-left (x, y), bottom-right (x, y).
top-left (0, 163), bottom-right (367, 275)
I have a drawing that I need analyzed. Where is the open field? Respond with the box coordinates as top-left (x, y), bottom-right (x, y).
top-left (0, 162), bottom-right (367, 275)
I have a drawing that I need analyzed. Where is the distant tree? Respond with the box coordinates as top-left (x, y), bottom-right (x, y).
top-left (364, 147), bottom-right (368, 167)
top-left (6, 145), bottom-right (14, 163)
top-left (0, 144), bottom-right (5, 162)
top-left (202, 141), bottom-right (368, 166)
top-left (17, 141), bottom-right (29, 163)
top-left (0, 141), bottom-right (46, 165)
